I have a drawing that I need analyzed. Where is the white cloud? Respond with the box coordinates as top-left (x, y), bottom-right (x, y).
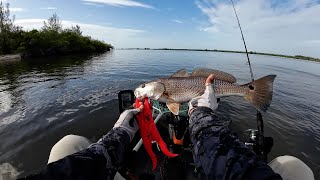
top-left (82, 0), bottom-right (153, 8)
top-left (9, 7), bottom-right (24, 12)
top-left (304, 40), bottom-right (320, 44)
top-left (172, 19), bottom-right (183, 24)
top-left (196, 0), bottom-right (320, 57)
top-left (82, 2), bottom-right (104, 7)
top-left (14, 19), bottom-right (145, 48)
top-left (40, 7), bottom-right (57, 10)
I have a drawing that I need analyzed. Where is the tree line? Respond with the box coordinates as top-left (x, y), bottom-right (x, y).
top-left (0, 1), bottom-right (113, 58)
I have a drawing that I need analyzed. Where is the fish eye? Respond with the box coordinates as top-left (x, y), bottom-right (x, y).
top-left (141, 84), bottom-right (145, 88)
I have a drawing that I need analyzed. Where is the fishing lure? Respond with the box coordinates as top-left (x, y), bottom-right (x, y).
top-left (134, 98), bottom-right (178, 170)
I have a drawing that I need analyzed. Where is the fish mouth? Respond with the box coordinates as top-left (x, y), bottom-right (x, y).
top-left (134, 89), bottom-right (144, 101)
top-left (134, 87), bottom-right (140, 96)
top-left (136, 96), bottom-right (145, 101)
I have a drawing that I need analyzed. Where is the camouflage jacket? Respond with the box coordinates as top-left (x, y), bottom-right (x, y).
top-left (189, 107), bottom-right (282, 180)
top-left (20, 107), bottom-right (282, 180)
top-left (19, 128), bottom-right (130, 180)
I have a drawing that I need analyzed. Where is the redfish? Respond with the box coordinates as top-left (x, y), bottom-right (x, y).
top-left (134, 68), bottom-right (276, 115)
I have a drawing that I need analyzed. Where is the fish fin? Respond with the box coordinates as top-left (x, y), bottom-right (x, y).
top-left (191, 68), bottom-right (237, 83)
top-left (170, 69), bottom-right (189, 77)
top-left (166, 101), bottom-right (180, 115)
top-left (243, 75), bottom-right (277, 112)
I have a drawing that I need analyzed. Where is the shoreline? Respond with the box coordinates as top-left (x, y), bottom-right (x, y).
top-left (119, 48), bottom-right (320, 63)
top-left (0, 54), bottom-right (21, 62)
top-left (2, 49), bottom-right (319, 63)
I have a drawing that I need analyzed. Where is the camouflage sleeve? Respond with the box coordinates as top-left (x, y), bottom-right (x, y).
top-left (189, 107), bottom-right (282, 180)
top-left (19, 128), bottom-right (130, 180)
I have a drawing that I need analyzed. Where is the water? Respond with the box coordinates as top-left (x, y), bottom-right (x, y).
top-left (0, 50), bottom-right (319, 178)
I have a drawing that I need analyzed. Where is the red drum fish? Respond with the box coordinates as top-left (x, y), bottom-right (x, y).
top-left (134, 68), bottom-right (276, 115)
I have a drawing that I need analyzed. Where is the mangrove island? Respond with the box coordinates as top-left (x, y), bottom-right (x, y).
top-left (0, 1), bottom-right (113, 60)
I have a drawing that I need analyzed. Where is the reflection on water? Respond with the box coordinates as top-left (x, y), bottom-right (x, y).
top-left (0, 50), bottom-right (319, 178)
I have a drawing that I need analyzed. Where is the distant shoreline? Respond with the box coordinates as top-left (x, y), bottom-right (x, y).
top-left (119, 48), bottom-right (320, 63)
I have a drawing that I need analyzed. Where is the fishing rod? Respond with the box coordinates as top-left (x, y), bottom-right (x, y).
top-left (230, 0), bottom-right (269, 162)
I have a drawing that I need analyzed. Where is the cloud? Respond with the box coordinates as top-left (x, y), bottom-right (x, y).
top-left (82, 0), bottom-right (153, 8)
top-left (172, 19), bottom-right (183, 24)
top-left (9, 8), bottom-right (24, 12)
top-left (304, 40), bottom-right (320, 44)
top-left (196, 0), bottom-right (320, 57)
top-left (40, 7), bottom-right (57, 10)
top-left (14, 19), bottom-right (145, 48)
top-left (82, 2), bottom-right (104, 7)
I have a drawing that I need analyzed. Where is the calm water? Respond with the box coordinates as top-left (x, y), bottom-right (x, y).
top-left (0, 50), bottom-right (319, 178)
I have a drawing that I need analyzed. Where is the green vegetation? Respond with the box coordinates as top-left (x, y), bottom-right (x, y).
top-left (0, 2), bottom-right (112, 58)
top-left (124, 48), bottom-right (320, 62)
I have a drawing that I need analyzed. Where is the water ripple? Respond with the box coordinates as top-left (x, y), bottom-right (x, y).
top-left (0, 50), bottom-right (319, 177)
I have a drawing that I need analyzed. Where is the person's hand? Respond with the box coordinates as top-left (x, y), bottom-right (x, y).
top-left (188, 74), bottom-right (219, 115)
top-left (113, 103), bottom-right (143, 141)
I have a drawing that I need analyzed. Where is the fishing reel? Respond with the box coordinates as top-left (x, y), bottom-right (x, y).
top-left (244, 128), bottom-right (274, 162)
top-left (244, 129), bottom-right (259, 147)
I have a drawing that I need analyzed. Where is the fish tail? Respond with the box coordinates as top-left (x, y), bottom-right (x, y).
top-left (243, 75), bottom-right (277, 112)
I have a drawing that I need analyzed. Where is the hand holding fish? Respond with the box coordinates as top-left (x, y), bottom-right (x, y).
top-left (113, 102), bottom-right (143, 141)
top-left (188, 74), bottom-right (219, 115)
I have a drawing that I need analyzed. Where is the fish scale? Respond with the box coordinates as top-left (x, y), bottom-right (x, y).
top-left (158, 77), bottom-right (248, 102)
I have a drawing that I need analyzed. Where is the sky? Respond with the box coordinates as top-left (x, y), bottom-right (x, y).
top-left (4, 0), bottom-right (320, 57)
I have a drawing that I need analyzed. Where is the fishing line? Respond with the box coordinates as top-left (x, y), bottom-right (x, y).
top-left (230, 0), bottom-right (267, 162)
top-left (230, 0), bottom-right (254, 82)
